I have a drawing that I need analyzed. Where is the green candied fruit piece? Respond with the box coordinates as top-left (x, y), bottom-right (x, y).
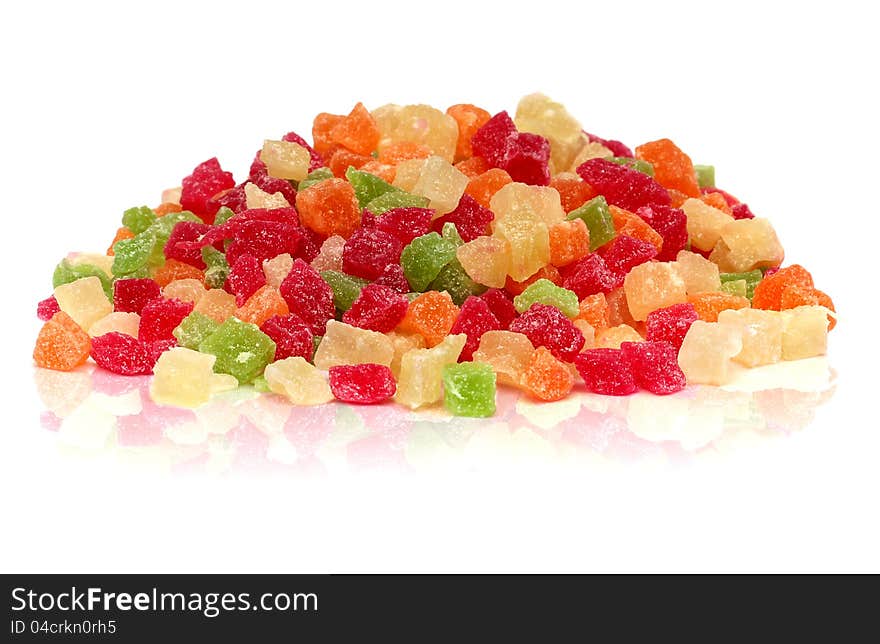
top-left (252, 375), bottom-right (271, 393)
top-left (694, 164), bottom-right (715, 189)
top-left (364, 190), bottom-right (430, 215)
top-left (720, 269), bottom-right (763, 299)
top-left (173, 312), bottom-right (220, 350)
top-left (720, 279), bottom-right (748, 298)
top-left (441, 222), bottom-right (464, 247)
top-left (112, 229), bottom-right (156, 276)
top-left (298, 167), bottom-right (335, 192)
top-left (201, 246), bottom-right (229, 290)
top-left (146, 210), bottom-right (202, 267)
top-left (401, 232), bottom-right (458, 292)
top-left (213, 206), bottom-right (236, 227)
top-left (513, 278), bottom-right (579, 318)
top-left (567, 196), bottom-right (615, 250)
top-left (115, 266), bottom-right (151, 280)
top-left (428, 258), bottom-right (486, 305)
top-left (320, 270), bottom-right (369, 312)
top-left (609, 157), bottom-right (654, 176)
top-left (198, 317), bottom-right (276, 384)
top-left (52, 259), bottom-right (113, 300)
top-left (345, 166), bottom-right (400, 208)
top-left (442, 362), bottom-right (496, 418)
top-left (122, 205), bottom-right (157, 235)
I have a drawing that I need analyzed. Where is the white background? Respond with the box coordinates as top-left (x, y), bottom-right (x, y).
top-left (1, 0), bottom-right (878, 572)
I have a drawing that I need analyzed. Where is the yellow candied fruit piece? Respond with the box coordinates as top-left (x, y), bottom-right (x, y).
top-left (53, 276), bottom-right (113, 331)
top-left (386, 331), bottom-right (426, 378)
top-left (411, 155), bottom-right (469, 217)
top-left (456, 236), bottom-right (511, 289)
top-left (780, 305), bottom-right (829, 361)
top-left (263, 253), bottom-right (294, 289)
top-left (681, 198), bottom-right (735, 252)
top-left (244, 182), bottom-right (291, 209)
top-left (623, 262), bottom-right (687, 321)
top-left (395, 334), bottom-right (466, 409)
top-left (150, 347), bottom-right (233, 408)
top-left (674, 250), bottom-right (721, 295)
top-left (264, 357), bottom-right (334, 405)
top-left (710, 218), bottom-right (785, 273)
top-left (718, 308), bottom-right (784, 368)
top-left (473, 330), bottom-right (536, 387)
top-left (313, 320), bottom-right (394, 370)
top-left (261, 140), bottom-right (311, 182)
top-left (88, 312), bottom-right (140, 338)
top-left (514, 93), bottom-right (584, 175)
top-left (489, 182), bottom-right (565, 228)
top-left (162, 278), bottom-right (207, 304)
top-left (594, 324), bottom-right (642, 349)
top-left (372, 104), bottom-right (459, 163)
top-left (677, 321), bottom-right (743, 385)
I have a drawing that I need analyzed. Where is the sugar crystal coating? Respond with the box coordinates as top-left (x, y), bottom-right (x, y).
top-left (509, 303), bottom-right (585, 362)
top-left (575, 348), bottom-right (637, 396)
top-left (473, 330), bottom-right (535, 387)
top-left (329, 364), bottom-right (396, 404)
top-left (342, 284), bottom-right (409, 333)
top-left (138, 297), bottom-right (194, 344)
top-left (513, 279), bottom-right (579, 318)
top-left (620, 341), bottom-right (686, 395)
top-left (151, 347), bottom-right (230, 408)
top-left (522, 347), bottom-right (574, 401)
top-left (677, 321), bottom-right (743, 385)
top-left (623, 261), bottom-right (687, 321)
top-left (442, 362), bottom-right (497, 417)
top-left (88, 311), bottom-right (140, 338)
top-left (645, 303), bottom-right (699, 352)
top-left (34, 311), bottom-right (91, 372)
top-left (91, 332), bottom-right (155, 376)
top-left (279, 259), bottom-right (335, 335)
top-left (197, 317), bottom-right (276, 384)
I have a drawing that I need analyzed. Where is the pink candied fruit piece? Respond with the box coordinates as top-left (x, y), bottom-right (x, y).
top-left (282, 131), bottom-right (325, 172)
top-left (225, 219), bottom-right (303, 266)
top-left (146, 338), bottom-right (177, 364)
top-left (636, 205), bottom-right (688, 262)
top-left (210, 182), bottom-right (249, 214)
top-left (279, 258), bottom-right (335, 335)
top-left (365, 207), bottom-right (434, 245)
top-left (180, 157), bottom-right (236, 224)
top-left (260, 313), bottom-right (314, 361)
top-left (620, 341), bottom-right (686, 395)
top-left (479, 288), bottom-right (518, 330)
top-left (328, 363), bottom-right (397, 404)
top-left (342, 284), bottom-right (409, 333)
top-left (600, 234), bottom-right (657, 276)
top-left (374, 263), bottom-right (410, 294)
top-left (576, 157), bottom-right (671, 212)
top-left (449, 296), bottom-right (502, 361)
top-left (504, 131), bottom-right (551, 186)
top-left (341, 227), bottom-right (404, 281)
top-left (561, 253), bottom-right (622, 299)
top-left (731, 203), bottom-right (756, 220)
top-left (574, 348), bottom-right (637, 396)
top-left (431, 194), bottom-right (494, 242)
top-left (164, 220), bottom-right (215, 269)
top-left (90, 332), bottom-right (155, 376)
top-left (584, 131), bottom-right (634, 158)
top-left (113, 278), bottom-right (161, 314)
top-left (509, 303), bottom-right (585, 362)
top-left (37, 295), bottom-right (61, 321)
top-left (138, 297), bottom-right (194, 344)
top-left (470, 111), bottom-right (519, 167)
top-left (645, 303), bottom-right (698, 352)
top-left (226, 254), bottom-right (267, 306)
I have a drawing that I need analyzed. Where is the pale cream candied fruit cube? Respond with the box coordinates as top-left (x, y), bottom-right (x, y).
top-left (456, 236), bottom-right (512, 289)
top-left (780, 305), bottom-right (828, 360)
top-left (710, 218), bottom-right (785, 273)
top-left (391, 158), bottom-right (426, 193)
top-left (623, 261), bottom-right (687, 321)
top-left (264, 357), bottom-right (333, 405)
top-left (313, 320), bottom-right (394, 370)
top-left (717, 308), bottom-right (784, 368)
top-left (675, 250), bottom-right (721, 294)
top-left (472, 330), bottom-right (535, 387)
top-left (53, 276), bottom-right (113, 331)
top-left (490, 182), bottom-right (565, 228)
top-left (263, 254), bottom-right (294, 288)
top-left (150, 347), bottom-right (222, 408)
top-left (493, 213), bottom-right (549, 282)
top-left (411, 155), bottom-right (469, 216)
top-left (677, 321), bottom-right (743, 386)
top-left (594, 324), bottom-right (643, 349)
top-left (395, 334), bottom-right (467, 409)
top-left (244, 182), bottom-right (290, 209)
top-left (88, 312), bottom-right (140, 338)
top-left (261, 140), bottom-right (311, 182)
top-left (681, 198), bottom-right (735, 252)
top-left (514, 93), bottom-right (584, 173)
top-left (373, 104), bottom-right (459, 163)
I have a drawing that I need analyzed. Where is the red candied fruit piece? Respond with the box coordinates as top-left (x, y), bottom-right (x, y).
top-left (561, 253), bottom-right (622, 299)
top-left (282, 131), bottom-right (325, 172)
top-left (574, 348), bottom-right (637, 396)
top-left (260, 313), bottom-right (314, 361)
top-left (431, 194), bottom-right (494, 242)
top-left (471, 111), bottom-right (519, 167)
top-left (365, 207), bottom-right (434, 245)
top-left (504, 132), bottom-right (551, 186)
top-left (164, 221), bottom-right (215, 269)
top-left (584, 132), bottom-right (634, 158)
top-left (210, 182), bottom-right (248, 214)
top-left (342, 284), bottom-right (409, 333)
top-left (509, 303), bottom-right (585, 362)
top-left (138, 297), bottom-right (194, 344)
top-left (600, 234), bottom-right (657, 276)
top-left (341, 227), bottom-right (404, 281)
top-left (248, 155), bottom-right (298, 203)
top-left (225, 254), bottom-right (267, 306)
top-left (279, 259), bottom-right (335, 335)
top-left (731, 203), bottom-right (755, 220)
top-left (645, 303), bottom-right (699, 352)
top-left (479, 289), bottom-right (518, 330)
top-left (91, 332), bottom-right (155, 376)
top-left (180, 157), bottom-right (236, 224)
top-left (146, 338), bottom-right (177, 364)
top-left (113, 278), bottom-right (161, 314)
top-left (374, 263), bottom-right (411, 294)
top-left (328, 363), bottom-right (396, 404)
top-left (449, 296), bottom-right (502, 361)
top-left (37, 295), bottom-right (60, 321)
top-left (620, 341), bottom-right (686, 395)
top-left (636, 205), bottom-right (688, 262)
top-left (577, 157), bottom-right (671, 212)
top-left (226, 220), bottom-right (303, 266)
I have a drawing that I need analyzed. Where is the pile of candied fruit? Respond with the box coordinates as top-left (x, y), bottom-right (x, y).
top-left (34, 94), bottom-right (836, 417)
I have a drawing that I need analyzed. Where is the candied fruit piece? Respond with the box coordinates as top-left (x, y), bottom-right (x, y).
top-left (550, 175), bottom-right (595, 214)
top-left (567, 196), bottom-right (615, 250)
top-left (411, 155), bottom-right (470, 216)
top-left (720, 279), bottom-right (748, 298)
top-left (638, 205), bottom-right (688, 262)
top-left (369, 207), bottom-right (433, 245)
top-left (346, 167), bottom-right (399, 209)
top-left (225, 219), bottom-right (302, 267)
top-left (561, 253), bottom-right (620, 299)
top-left (779, 286), bottom-right (836, 330)
top-left (577, 293), bottom-right (609, 330)
top-left (456, 236), bottom-right (511, 289)
top-left (387, 331), bottom-right (426, 378)
top-left (675, 250), bottom-right (721, 294)
top-left (374, 263), bottom-right (411, 294)
top-left (465, 168), bottom-right (513, 209)
top-left (343, 284), bottom-right (409, 333)
top-left (33, 311), bottom-right (91, 372)
top-left (235, 285), bottom-right (289, 327)
top-left (677, 321), bottom-right (743, 385)
top-left (180, 158), bottom-right (235, 224)
top-left (574, 349), bottom-right (637, 396)
top-left (342, 227), bottom-right (404, 281)
top-left (313, 320), bottom-right (394, 370)
top-left (138, 297), bottom-right (193, 344)
top-left (151, 347), bottom-right (230, 408)
top-left (312, 112), bottom-right (345, 157)
top-left (198, 317), bottom-right (276, 384)
top-left (731, 203), bottom-right (755, 220)
top-left (489, 188), bottom-right (551, 282)
top-left (681, 198), bottom-right (735, 252)
top-left (378, 140), bottom-right (433, 165)
top-left (321, 270), bottom-right (369, 312)
top-left (108, 227), bottom-right (134, 254)
top-left (442, 362), bottom-right (496, 417)
top-left (455, 156), bottom-right (492, 179)
top-left (549, 219), bottom-right (591, 268)
top-left (718, 308), bottom-right (784, 367)
top-left (244, 182), bottom-right (291, 210)
top-left (225, 254), bottom-right (266, 306)
top-left (364, 189), bottom-right (430, 215)
top-left (600, 234), bottom-right (657, 276)
top-left (515, 93), bottom-right (584, 173)
top-left (260, 313), bottom-right (314, 362)
top-left (720, 270), bottom-right (763, 300)
top-left (398, 291), bottom-right (460, 347)
top-left (504, 132), bottom-right (552, 186)
top-left (473, 330), bottom-right (535, 387)
top-left (446, 103), bottom-right (492, 162)
top-left (609, 205), bottom-right (663, 253)
top-left (623, 262), bottom-right (687, 321)
top-left (479, 289), bottom-right (518, 330)
top-left (428, 258), bottom-right (486, 306)
top-left (509, 303), bottom-right (585, 362)
top-left (634, 138), bottom-right (701, 198)
top-left (91, 332), bottom-right (154, 376)
top-left (375, 104), bottom-right (459, 163)
top-left (694, 165), bottom-right (715, 189)
top-left (401, 232), bottom-right (458, 291)
top-left (521, 346), bottom-right (574, 402)
top-left (449, 296), bottom-right (502, 362)
top-left (281, 130), bottom-right (325, 171)
top-left (471, 111), bottom-right (518, 167)
top-left (122, 205), bottom-right (156, 235)
top-left (329, 102), bottom-right (381, 156)
top-left (513, 279), bottom-right (579, 318)
top-left (172, 311), bottom-right (219, 350)
top-left (295, 178), bottom-right (361, 238)
top-left (576, 157), bottom-right (671, 212)
top-left (162, 278), bottom-right (207, 305)
top-left (395, 334), bottom-right (466, 409)
top-left (279, 259), bottom-right (335, 335)
top-left (781, 306), bottom-right (829, 360)
top-left (299, 167), bottom-right (335, 192)
top-left (54, 276), bottom-right (113, 331)
top-left (645, 303), bottom-right (699, 352)
top-left (751, 264), bottom-right (814, 311)
top-left (263, 253), bottom-right (294, 288)
top-left (620, 341), bottom-right (686, 395)
top-left (594, 324), bottom-right (643, 349)
top-left (264, 357), bottom-right (333, 405)
top-left (113, 278), bottom-right (161, 314)
top-left (88, 312), bottom-right (140, 338)
top-left (568, 139), bottom-right (614, 172)
top-left (152, 259), bottom-right (205, 288)
top-left (329, 363), bottom-right (396, 404)
top-left (310, 236), bottom-right (346, 273)
top-left (710, 218), bottom-right (784, 273)
top-left (193, 288), bottom-right (237, 324)
top-left (432, 194), bottom-right (494, 242)
top-left (505, 265), bottom-right (562, 296)
top-left (687, 292), bottom-right (751, 323)
top-left (259, 140), bottom-right (310, 182)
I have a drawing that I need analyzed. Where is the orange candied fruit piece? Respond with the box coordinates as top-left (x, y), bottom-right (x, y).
top-left (154, 202), bottom-right (183, 217)
top-left (549, 219), bottom-right (590, 267)
top-left (751, 264), bottom-right (814, 311)
top-left (455, 156), bottom-right (491, 179)
top-left (329, 102), bottom-right (380, 157)
top-left (504, 265), bottom-right (562, 296)
top-left (312, 112), bottom-right (345, 157)
top-left (378, 140), bottom-right (432, 165)
top-left (358, 160), bottom-right (396, 183)
top-left (446, 103), bottom-right (492, 162)
top-left (295, 177), bottom-right (361, 239)
top-left (522, 346), bottom-right (574, 402)
top-left (153, 259), bottom-right (205, 288)
top-left (605, 287), bottom-right (636, 327)
top-left (465, 168), bottom-right (513, 209)
top-left (398, 291), bottom-right (460, 347)
top-left (107, 226), bottom-right (134, 255)
top-left (549, 175), bottom-right (596, 214)
top-left (328, 148), bottom-right (372, 178)
top-left (235, 285), bottom-right (289, 327)
top-left (667, 189), bottom-right (689, 208)
top-left (699, 191), bottom-right (733, 215)
top-left (635, 138), bottom-right (701, 198)
top-left (577, 293), bottom-right (609, 330)
top-left (610, 205), bottom-right (663, 253)
top-left (33, 311), bottom-right (91, 371)
top-left (780, 285), bottom-right (837, 330)
top-left (688, 292), bottom-right (750, 322)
